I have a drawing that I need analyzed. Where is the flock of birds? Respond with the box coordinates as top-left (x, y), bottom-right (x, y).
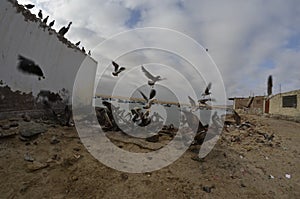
top-left (23, 3), bottom-right (91, 56)
top-left (101, 60), bottom-right (216, 135)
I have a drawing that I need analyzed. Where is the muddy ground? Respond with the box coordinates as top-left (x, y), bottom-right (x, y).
top-left (0, 114), bottom-right (299, 199)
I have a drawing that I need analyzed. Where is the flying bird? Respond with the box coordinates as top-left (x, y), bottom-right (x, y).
top-left (17, 55), bottom-right (45, 80)
top-left (49, 20), bottom-right (55, 28)
top-left (267, 75), bottom-right (273, 96)
top-left (141, 66), bottom-right (166, 86)
top-left (42, 16), bottom-right (49, 24)
top-left (112, 61), bottom-right (125, 76)
top-left (25, 4), bottom-right (35, 9)
top-left (38, 10), bottom-right (43, 19)
top-left (58, 22), bottom-right (72, 37)
top-left (202, 82), bottom-right (212, 96)
top-left (198, 98), bottom-right (215, 105)
top-left (139, 89), bottom-right (157, 109)
top-left (188, 96), bottom-right (198, 111)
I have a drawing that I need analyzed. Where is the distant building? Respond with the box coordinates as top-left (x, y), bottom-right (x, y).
top-left (229, 96), bottom-right (265, 114)
top-left (268, 89), bottom-right (300, 118)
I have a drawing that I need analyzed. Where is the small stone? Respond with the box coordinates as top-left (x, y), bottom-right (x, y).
top-left (146, 134), bottom-right (159, 143)
top-left (24, 153), bottom-right (34, 162)
top-left (23, 115), bottom-right (31, 122)
top-left (202, 186), bottom-right (212, 193)
top-left (27, 161), bottom-right (49, 172)
top-left (10, 122), bottom-right (19, 128)
top-left (50, 136), bottom-right (60, 145)
top-left (121, 173), bottom-right (128, 181)
top-left (2, 124), bottom-right (10, 130)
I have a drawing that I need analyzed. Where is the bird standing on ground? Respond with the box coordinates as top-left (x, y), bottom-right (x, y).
top-left (267, 75), bottom-right (273, 96)
top-left (58, 22), bottom-right (72, 37)
top-left (112, 61), bottom-right (125, 76)
top-left (42, 16), bottom-right (49, 24)
top-left (38, 10), bottom-right (43, 19)
top-left (141, 66), bottom-right (166, 86)
top-left (49, 20), bottom-right (55, 28)
top-left (202, 82), bottom-right (212, 96)
top-left (25, 4), bottom-right (35, 9)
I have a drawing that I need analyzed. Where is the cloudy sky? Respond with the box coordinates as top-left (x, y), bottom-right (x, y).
top-left (18, 0), bottom-right (300, 102)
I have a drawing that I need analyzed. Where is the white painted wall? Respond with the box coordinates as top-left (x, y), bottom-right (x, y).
top-left (0, 0), bottom-right (97, 105)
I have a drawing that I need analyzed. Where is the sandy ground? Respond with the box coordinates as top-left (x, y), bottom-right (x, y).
top-left (0, 114), bottom-right (299, 199)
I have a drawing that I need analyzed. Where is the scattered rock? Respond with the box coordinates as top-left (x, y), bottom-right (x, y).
top-left (202, 185), bottom-right (215, 193)
top-left (121, 173), bottom-right (128, 181)
top-left (2, 124), bottom-right (10, 130)
top-left (23, 114), bottom-right (31, 122)
top-left (19, 124), bottom-right (47, 138)
top-left (10, 122), bottom-right (19, 128)
top-left (24, 153), bottom-right (35, 162)
top-left (0, 130), bottom-right (17, 138)
top-left (146, 134), bottom-right (159, 143)
top-left (50, 136), bottom-right (60, 144)
top-left (27, 161), bottom-right (49, 172)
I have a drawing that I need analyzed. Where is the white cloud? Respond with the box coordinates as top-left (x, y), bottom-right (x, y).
top-left (17, 0), bottom-right (300, 102)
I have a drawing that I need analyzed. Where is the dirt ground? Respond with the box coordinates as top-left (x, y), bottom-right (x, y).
top-left (0, 114), bottom-right (299, 199)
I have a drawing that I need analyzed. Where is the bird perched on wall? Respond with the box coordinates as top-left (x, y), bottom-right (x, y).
top-left (42, 16), bottom-right (49, 24)
top-left (75, 41), bottom-right (81, 46)
top-left (25, 4), bottom-right (35, 9)
top-left (49, 20), bottom-right (55, 28)
top-left (139, 89), bottom-right (157, 109)
top-left (112, 61), bottom-right (125, 76)
top-left (267, 75), bottom-right (273, 96)
top-left (88, 50), bottom-right (91, 56)
top-left (81, 47), bottom-right (86, 53)
top-left (141, 66), bottom-right (166, 87)
top-left (38, 10), bottom-right (43, 19)
top-left (17, 55), bottom-right (45, 80)
top-left (58, 22), bottom-right (72, 37)
top-left (202, 82), bottom-right (212, 96)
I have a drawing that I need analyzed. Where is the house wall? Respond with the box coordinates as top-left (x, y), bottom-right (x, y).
top-left (233, 96), bottom-right (265, 114)
top-left (0, 0), bottom-right (97, 113)
top-left (269, 90), bottom-right (300, 118)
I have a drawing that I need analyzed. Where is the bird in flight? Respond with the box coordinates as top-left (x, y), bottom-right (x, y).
top-left (202, 82), bottom-right (212, 96)
top-left (141, 66), bottom-right (166, 87)
top-left (188, 96), bottom-right (199, 112)
top-left (112, 61), bottom-right (125, 76)
top-left (17, 55), bottom-right (45, 80)
top-left (139, 89), bottom-right (157, 109)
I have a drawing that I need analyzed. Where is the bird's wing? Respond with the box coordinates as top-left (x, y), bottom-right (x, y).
top-left (141, 66), bottom-right (155, 80)
top-left (188, 96), bottom-right (196, 107)
top-left (149, 89), bottom-right (156, 99)
top-left (112, 61), bottom-right (119, 72)
top-left (138, 90), bottom-right (148, 102)
top-left (204, 82), bottom-right (212, 94)
top-left (119, 67), bottom-right (126, 72)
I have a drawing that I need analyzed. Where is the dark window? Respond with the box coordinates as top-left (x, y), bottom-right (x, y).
top-left (282, 95), bottom-right (297, 108)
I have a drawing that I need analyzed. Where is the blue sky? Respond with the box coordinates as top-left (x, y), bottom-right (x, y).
top-left (17, 0), bottom-right (300, 101)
